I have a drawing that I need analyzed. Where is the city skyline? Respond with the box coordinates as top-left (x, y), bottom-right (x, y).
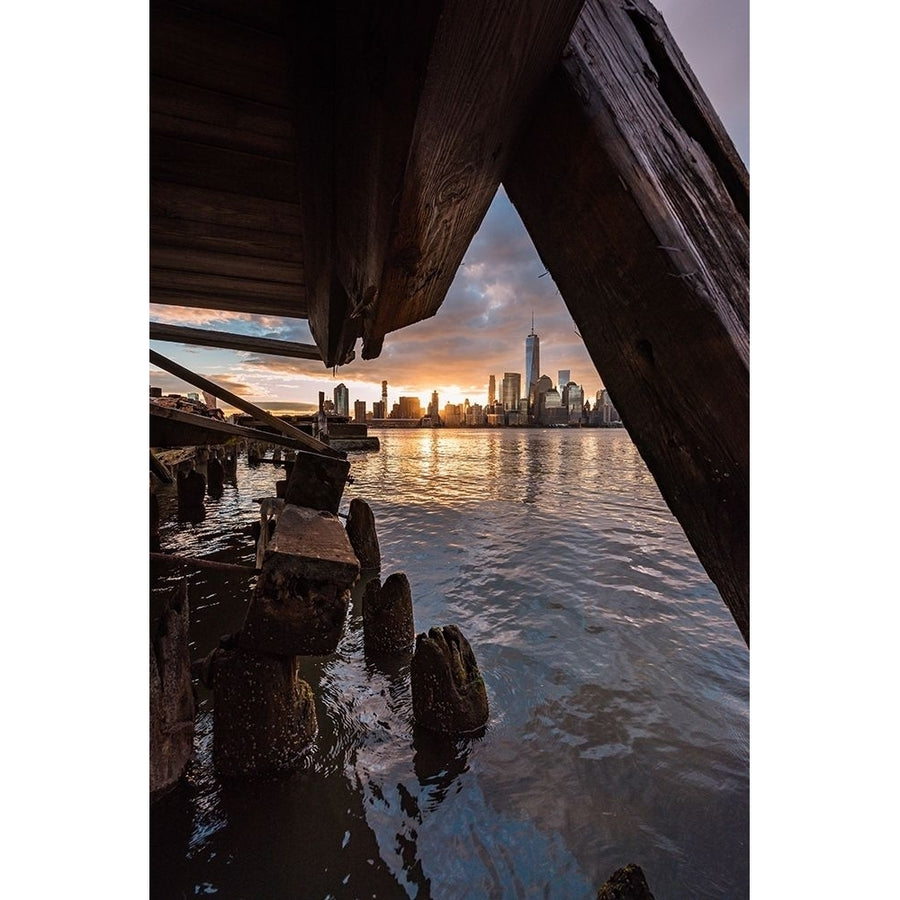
top-left (148, 0), bottom-right (748, 411)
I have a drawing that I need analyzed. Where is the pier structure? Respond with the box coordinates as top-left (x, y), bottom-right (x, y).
top-left (151, 1), bottom-right (748, 641)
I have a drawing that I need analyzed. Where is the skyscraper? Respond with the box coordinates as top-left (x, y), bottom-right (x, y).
top-left (381, 380), bottom-right (388, 413)
top-left (333, 382), bottom-right (349, 417)
top-left (525, 316), bottom-right (540, 404)
top-left (488, 375), bottom-right (496, 406)
top-left (558, 370), bottom-right (570, 390)
top-left (500, 372), bottom-right (521, 410)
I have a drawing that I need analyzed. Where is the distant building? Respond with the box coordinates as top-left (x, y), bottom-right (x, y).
top-left (488, 375), bottom-right (496, 406)
top-left (558, 370), bottom-right (570, 391)
top-left (381, 381), bottom-right (388, 413)
top-left (334, 383), bottom-right (349, 417)
top-left (427, 390), bottom-right (440, 421)
top-left (398, 396), bottom-right (421, 419)
top-left (597, 389), bottom-right (621, 425)
top-left (442, 403), bottom-right (463, 427)
top-left (354, 399), bottom-right (367, 423)
top-left (500, 372), bottom-right (521, 411)
top-left (566, 383), bottom-right (584, 424)
top-left (525, 320), bottom-right (540, 405)
top-left (372, 400), bottom-right (385, 419)
top-left (466, 403), bottom-right (485, 426)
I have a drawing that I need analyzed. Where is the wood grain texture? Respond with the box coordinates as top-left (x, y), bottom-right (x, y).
top-left (504, 0), bottom-right (750, 642)
top-left (359, 0), bottom-right (588, 361)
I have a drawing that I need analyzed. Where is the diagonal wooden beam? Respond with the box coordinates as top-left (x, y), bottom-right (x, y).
top-left (149, 349), bottom-right (344, 459)
top-left (150, 322), bottom-right (323, 361)
top-left (504, 0), bottom-right (749, 643)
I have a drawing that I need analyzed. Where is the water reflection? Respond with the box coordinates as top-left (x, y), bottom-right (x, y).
top-left (151, 432), bottom-right (748, 898)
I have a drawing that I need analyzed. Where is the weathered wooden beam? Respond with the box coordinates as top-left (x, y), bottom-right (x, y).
top-left (150, 323), bottom-right (321, 360)
top-left (149, 288), bottom-right (307, 320)
top-left (359, 0), bottom-right (588, 362)
top-left (286, 0), bottom-right (587, 367)
top-left (149, 349), bottom-right (344, 458)
top-left (503, 0), bottom-right (749, 643)
top-left (150, 403), bottom-right (317, 451)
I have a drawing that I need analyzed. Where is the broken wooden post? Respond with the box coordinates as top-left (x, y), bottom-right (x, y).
top-left (345, 497), bottom-right (381, 571)
top-left (411, 625), bottom-right (488, 734)
top-left (176, 467), bottom-right (206, 522)
top-left (503, 0), bottom-right (749, 643)
top-left (150, 581), bottom-right (195, 800)
top-left (240, 505), bottom-right (360, 656)
top-left (206, 455), bottom-right (224, 498)
top-left (283, 450), bottom-right (350, 514)
top-left (212, 649), bottom-right (317, 779)
top-left (362, 573), bottom-right (415, 657)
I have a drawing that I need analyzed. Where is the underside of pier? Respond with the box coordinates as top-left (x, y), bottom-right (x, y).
top-left (150, 0), bottom-right (749, 643)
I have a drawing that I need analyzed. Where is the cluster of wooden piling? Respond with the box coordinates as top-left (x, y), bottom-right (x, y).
top-left (151, 445), bottom-right (489, 790)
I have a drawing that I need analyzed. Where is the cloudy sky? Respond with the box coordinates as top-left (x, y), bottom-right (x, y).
top-left (149, 0), bottom-right (749, 414)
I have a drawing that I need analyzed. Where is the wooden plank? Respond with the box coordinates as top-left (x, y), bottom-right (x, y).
top-left (150, 181), bottom-right (303, 234)
top-left (150, 216), bottom-right (302, 263)
top-left (150, 134), bottom-right (298, 203)
top-left (149, 351), bottom-right (343, 458)
top-left (150, 0), bottom-right (292, 107)
top-left (287, 0), bottom-right (586, 367)
top-left (150, 111), bottom-right (294, 161)
top-left (503, 0), bottom-right (749, 642)
top-left (150, 268), bottom-right (302, 304)
top-left (150, 76), bottom-right (293, 142)
top-left (149, 288), bottom-right (306, 320)
top-left (150, 245), bottom-right (303, 284)
top-left (150, 403), bottom-right (318, 452)
top-left (150, 322), bottom-right (322, 360)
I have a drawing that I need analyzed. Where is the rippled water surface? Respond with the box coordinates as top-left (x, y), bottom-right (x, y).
top-left (150, 428), bottom-right (748, 898)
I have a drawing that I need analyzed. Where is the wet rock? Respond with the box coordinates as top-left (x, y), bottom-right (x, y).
top-left (596, 864), bottom-right (656, 900)
top-left (363, 573), bottom-right (415, 656)
top-left (150, 581), bottom-right (195, 800)
top-left (346, 498), bottom-right (381, 571)
top-left (283, 450), bottom-right (351, 513)
top-left (411, 625), bottom-right (488, 734)
top-left (239, 505), bottom-right (359, 655)
top-left (213, 648), bottom-right (317, 778)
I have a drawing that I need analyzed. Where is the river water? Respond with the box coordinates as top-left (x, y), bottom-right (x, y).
top-left (150, 427), bottom-right (748, 898)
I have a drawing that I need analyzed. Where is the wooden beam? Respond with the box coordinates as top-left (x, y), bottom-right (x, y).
top-left (359, 0), bottom-right (588, 361)
top-left (503, 0), bottom-right (749, 643)
top-left (150, 403), bottom-right (317, 450)
top-left (150, 322), bottom-right (322, 360)
top-left (149, 349), bottom-right (343, 458)
top-left (149, 288), bottom-right (307, 320)
top-left (287, 0), bottom-right (587, 367)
